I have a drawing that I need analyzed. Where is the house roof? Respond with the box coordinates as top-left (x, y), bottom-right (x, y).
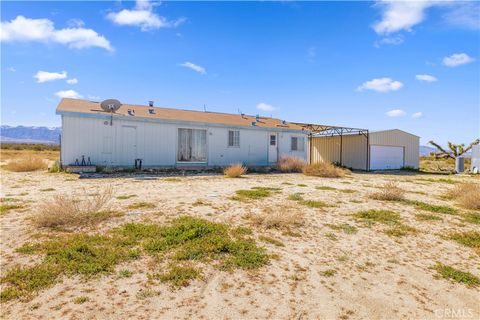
top-left (56, 98), bottom-right (306, 131)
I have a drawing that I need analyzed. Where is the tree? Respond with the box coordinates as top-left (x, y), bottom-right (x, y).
top-left (428, 139), bottom-right (480, 159)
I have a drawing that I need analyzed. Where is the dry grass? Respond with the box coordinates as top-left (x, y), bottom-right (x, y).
top-left (0, 149), bottom-right (59, 162)
top-left (277, 156), bottom-right (306, 173)
top-left (248, 206), bottom-right (304, 230)
top-left (369, 182), bottom-right (405, 201)
top-left (32, 186), bottom-right (119, 229)
top-left (4, 157), bottom-right (47, 172)
top-left (302, 162), bottom-right (348, 178)
top-left (445, 183), bottom-right (480, 210)
top-left (224, 164), bottom-right (247, 178)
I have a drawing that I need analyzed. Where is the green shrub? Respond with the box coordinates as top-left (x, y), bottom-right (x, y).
top-left (434, 263), bottom-right (480, 287)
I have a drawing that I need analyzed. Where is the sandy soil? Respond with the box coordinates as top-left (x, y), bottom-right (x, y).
top-left (1, 169), bottom-right (479, 320)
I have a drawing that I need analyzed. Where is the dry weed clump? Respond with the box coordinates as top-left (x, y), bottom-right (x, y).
top-left (445, 183), bottom-right (480, 210)
top-left (4, 157), bottom-right (47, 172)
top-left (33, 186), bottom-right (118, 228)
top-left (369, 182), bottom-right (405, 201)
top-left (224, 164), bottom-right (247, 178)
top-left (277, 156), bottom-right (306, 173)
top-left (249, 206), bottom-right (304, 229)
top-left (302, 162), bottom-right (348, 178)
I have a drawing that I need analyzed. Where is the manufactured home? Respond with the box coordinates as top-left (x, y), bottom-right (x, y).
top-left (56, 98), bottom-right (419, 171)
top-left (56, 98), bottom-right (309, 168)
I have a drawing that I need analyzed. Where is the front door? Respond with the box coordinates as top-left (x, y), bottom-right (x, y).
top-left (268, 133), bottom-right (278, 163)
top-left (121, 126), bottom-right (137, 165)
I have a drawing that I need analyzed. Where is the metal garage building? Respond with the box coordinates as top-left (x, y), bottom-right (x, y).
top-left (309, 128), bottom-right (419, 170)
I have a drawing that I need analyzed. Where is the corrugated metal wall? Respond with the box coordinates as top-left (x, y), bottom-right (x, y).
top-left (310, 134), bottom-right (368, 170)
top-left (369, 130), bottom-right (419, 168)
top-left (310, 129), bottom-right (419, 170)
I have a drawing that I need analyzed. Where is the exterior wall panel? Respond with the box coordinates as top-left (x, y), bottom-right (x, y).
top-left (310, 135), bottom-right (368, 170)
top-left (61, 115), bottom-right (308, 167)
top-left (310, 129), bottom-right (419, 170)
top-left (369, 130), bottom-right (419, 168)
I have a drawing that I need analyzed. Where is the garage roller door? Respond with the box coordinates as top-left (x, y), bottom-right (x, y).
top-left (370, 145), bottom-right (404, 170)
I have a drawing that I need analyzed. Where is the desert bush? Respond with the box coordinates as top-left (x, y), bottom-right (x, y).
top-left (302, 162), bottom-right (348, 178)
top-left (369, 182), bottom-right (405, 201)
top-left (224, 163), bottom-right (247, 178)
top-left (33, 186), bottom-right (118, 228)
top-left (277, 156), bottom-right (306, 173)
top-left (249, 206), bottom-right (304, 229)
top-left (4, 157), bottom-right (47, 172)
top-left (445, 183), bottom-right (480, 210)
top-left (48, 160), bottom-right (61, 173)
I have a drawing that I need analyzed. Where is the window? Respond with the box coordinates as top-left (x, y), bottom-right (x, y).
top-left (270, 135), bottom-right (276, 146)
top-left (178, 128), bottom-right (207, 162)
top-left (291, 137), bottom-right (305, 151)
top-left (228, 130), bottom-right (240, 147)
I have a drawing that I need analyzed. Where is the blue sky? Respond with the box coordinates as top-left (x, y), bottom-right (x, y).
top-left (1, 1), bottom-right (479, 146)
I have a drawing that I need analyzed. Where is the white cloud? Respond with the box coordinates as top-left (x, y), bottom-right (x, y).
top-left (55, 90), bottom-right (82, 99)
top-left (357, 77), bottom-right (403, 93)
top-left (374, 35), bottom-right (404, 47)
top-left (0, 15), bottom-right (113, 51)
top-left (415, 74), bottom-right (438, 82)
top-left (256, 103), bottom-right (275, 112)
top-left (412, 112), bottom-right (423, 119)
top-left (373, 1), bottom-right (480, 35)
top-left (67, 18), bottom-right (85, 28)
top-left (373, 1), bottom-right (433, 34)
top-left (443, 53), bottom-right (475, 67)
top-left (179, 62), bottom-right (206, 74)
top-left (443, 2), bottom-right (480, 30)
top-left (34, 70), bottom-right (67, 83)
top-left (66, 78), bottom-right (78, 84)
top-left (386, 109), bottom-right (406, 117)
top-left (7, 67), bottom-right (16, 72)
top-left (107, 0), bottom-right (186, 31)
top-left (87, 95), bottom-right (101, 101)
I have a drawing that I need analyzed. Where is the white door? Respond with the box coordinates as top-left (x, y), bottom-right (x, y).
top-left (121, 126), bottom-right (137, 165)
top-left (370, 145), bottom-right (404, 170)
top-left (268, 133), bottom-right (278, 163)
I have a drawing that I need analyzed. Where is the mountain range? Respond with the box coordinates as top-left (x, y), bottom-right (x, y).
top-left (1, 125), bottom-right (61, 144)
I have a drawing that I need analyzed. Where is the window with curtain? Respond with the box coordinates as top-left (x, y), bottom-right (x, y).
top-left (291, 137), bottom-right (305, 151)
top-left (228, 130), bottom-right (240, 147)
top-left (177, 128), bottom-right (207, 162)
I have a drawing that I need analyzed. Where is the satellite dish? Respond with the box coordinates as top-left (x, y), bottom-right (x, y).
top-left (100, 99), bottom-right (122, 113)
top-left (100, 99), bottom-right (122, 126)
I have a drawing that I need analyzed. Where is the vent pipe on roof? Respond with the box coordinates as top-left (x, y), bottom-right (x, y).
top-left (148, 101), bottom-right (154, 107)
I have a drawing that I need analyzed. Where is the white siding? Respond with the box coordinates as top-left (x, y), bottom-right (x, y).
top-left (60, 115), bottom-right (308, 167)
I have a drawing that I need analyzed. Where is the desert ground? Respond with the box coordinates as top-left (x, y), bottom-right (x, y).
top-left (0, 152), bottom-right (479, 320)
